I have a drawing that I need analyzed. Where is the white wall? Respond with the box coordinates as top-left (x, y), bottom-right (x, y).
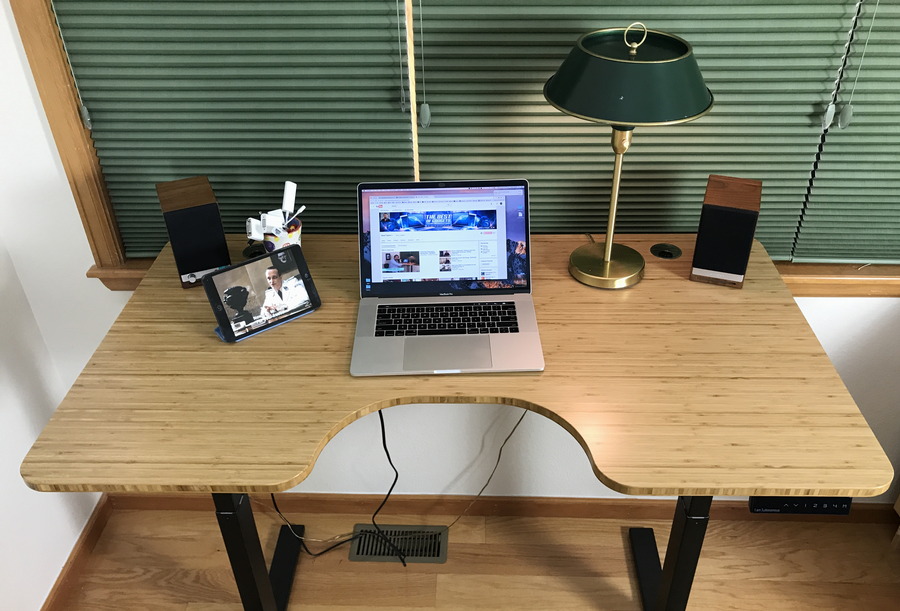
top-left (2, 4), bottom-right (897, 608)
top-left (795, 298), bottom-right (900, 503)
top-left (1, 4), bottom-right (130, 610)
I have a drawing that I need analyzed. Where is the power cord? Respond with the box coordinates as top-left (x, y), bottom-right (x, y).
top-left (262, 406), bottom-right (529, 562)
top-left (267, 491), bottom-right (404, 562)
top-left (445, 409), bottom-right (527, 530)
top-left (267, 494), bottom-right (361, 557)
top-left (371, 409), bottom-right (408, 565)
top-left (263, 410), bottom-right (408, 566)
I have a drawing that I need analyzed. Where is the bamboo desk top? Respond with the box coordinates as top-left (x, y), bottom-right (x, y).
top-left (21, 234), bottom-right (893, 497)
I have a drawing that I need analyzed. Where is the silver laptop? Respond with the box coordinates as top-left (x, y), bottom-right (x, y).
top-left (350, 179), bottom-right (544, 376)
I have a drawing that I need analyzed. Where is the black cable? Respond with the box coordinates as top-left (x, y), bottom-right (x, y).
top-left (269, 491), bottom-right (406, 561)
top-left (269, 493), bottom-right (362, 557)
top-left (267, 407), bottom-right (528, 562)
top-left (373, 409), bottom-right (408, 565)
top-left (268, 409), bottom-right (409, 565)
top-left (446, 409), bottom-right (528, 530)
top-left (475, 409), bottom-right (527, 498)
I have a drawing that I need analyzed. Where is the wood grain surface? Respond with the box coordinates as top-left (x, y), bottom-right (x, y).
top-left (50, 505), bottom-right (900, 610)
top-left (20, 234), bottom-right (894, 496)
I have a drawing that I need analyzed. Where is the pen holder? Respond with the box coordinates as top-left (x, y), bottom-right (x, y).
top-left (264, 218), bottom-right (302, 252)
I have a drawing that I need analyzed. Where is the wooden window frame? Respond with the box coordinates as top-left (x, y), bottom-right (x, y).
top-left (10, 0), bottom-right (151, 290)
top-left (10, 0), bottom-right (900, 296)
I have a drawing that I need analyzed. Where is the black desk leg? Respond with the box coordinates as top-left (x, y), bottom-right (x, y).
top-left (629, 496), bottom-right (712, 611)
top-left (213, 493), bottom-right (304, 611)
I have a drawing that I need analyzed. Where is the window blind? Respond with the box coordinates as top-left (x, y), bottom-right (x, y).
top-left (792, 1), bottom-right (900, 263)
top-left (54, 1), bottom-right (413, 257)
top-left (53, 1), bottom-right (898, 262)
top-left (416, 0), bottom-right (860, 260)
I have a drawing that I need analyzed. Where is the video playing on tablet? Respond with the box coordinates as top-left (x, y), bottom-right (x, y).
top-left (202, 245), bottom-right (320, 342)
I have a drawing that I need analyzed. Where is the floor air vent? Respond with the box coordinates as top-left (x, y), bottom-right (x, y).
top-left (348, 524), bottom-right (448, 563)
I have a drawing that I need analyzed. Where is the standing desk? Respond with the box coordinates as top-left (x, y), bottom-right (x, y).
top-left (21, 234), bottom-right (893, 611)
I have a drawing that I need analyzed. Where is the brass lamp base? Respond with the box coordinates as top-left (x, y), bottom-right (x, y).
top-left (569, 242), bottom-right (645, 289)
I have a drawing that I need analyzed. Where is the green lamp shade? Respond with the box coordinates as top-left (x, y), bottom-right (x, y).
top-left (544, 27), bottom-right (713, 126)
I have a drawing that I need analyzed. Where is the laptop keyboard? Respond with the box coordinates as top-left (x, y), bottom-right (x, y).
top-left (375, 302), bottom-right (519, 336)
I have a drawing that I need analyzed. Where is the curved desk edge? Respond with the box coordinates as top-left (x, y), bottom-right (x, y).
top-left (24, 395), bottom-right (891, 498)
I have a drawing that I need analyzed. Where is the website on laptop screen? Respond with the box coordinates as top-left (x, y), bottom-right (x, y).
top-left (358, 180), bottom-right (530, 297)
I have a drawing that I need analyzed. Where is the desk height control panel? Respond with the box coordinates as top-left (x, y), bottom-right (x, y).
top-left (749, 496), bottom-right (852, 515)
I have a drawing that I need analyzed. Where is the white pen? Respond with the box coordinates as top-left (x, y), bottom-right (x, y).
top-left (283, 205), bottom-right (306, 228)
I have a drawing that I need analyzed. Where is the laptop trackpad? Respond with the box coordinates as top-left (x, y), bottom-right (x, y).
top-left (403, 335), bottom-right (492, 372)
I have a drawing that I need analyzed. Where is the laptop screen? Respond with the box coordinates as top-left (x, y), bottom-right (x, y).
top-left (358, 179), bottom-right (531, 298)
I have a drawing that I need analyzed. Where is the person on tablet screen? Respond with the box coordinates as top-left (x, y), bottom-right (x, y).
top-left (261, 266), bottom-right (309, 317)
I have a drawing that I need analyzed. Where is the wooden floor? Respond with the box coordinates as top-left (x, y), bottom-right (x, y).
top-left (56, 501), bottom-right (900, 610)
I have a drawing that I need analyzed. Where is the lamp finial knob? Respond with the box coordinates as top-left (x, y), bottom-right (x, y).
top-left (624, 22), bottom-right (648, 57)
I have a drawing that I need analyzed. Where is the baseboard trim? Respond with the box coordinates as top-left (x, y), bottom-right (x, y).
top-left (107, 492), bottom-right (900, 524)
top-left (41, 494), bottom-right (113, 611)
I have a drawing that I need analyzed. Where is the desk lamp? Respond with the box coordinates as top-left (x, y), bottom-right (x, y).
top-left (544, 23), bottom-right (713, 288)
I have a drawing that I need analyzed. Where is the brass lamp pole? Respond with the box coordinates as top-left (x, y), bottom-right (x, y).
top-left (568, 127), bottom-right (644, 288)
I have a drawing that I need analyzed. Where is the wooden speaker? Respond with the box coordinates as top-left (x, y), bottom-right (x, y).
top-left (156, 176), bottom-right (231, 288)
top-left (690, 175), bottom-right (763, 288)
